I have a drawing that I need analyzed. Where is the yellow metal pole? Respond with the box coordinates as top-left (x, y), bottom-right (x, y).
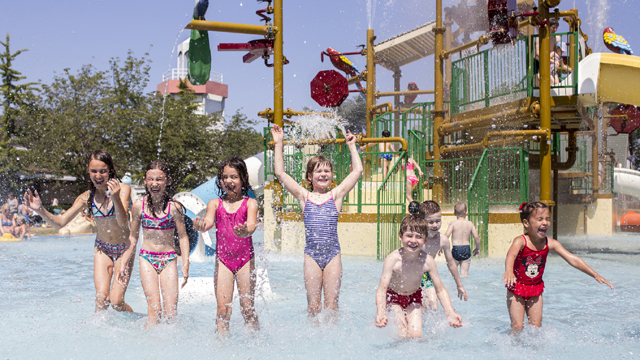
top-left (366, 28), bottom-right (376, 138)
top-left (539, 4), bottom-right (553, 206)
top-left (393, 70), bottom-right (401, 137)
top-left (445, 12), bottom-right (453, 102)
top-left (272, 0), bottom-right (284, 221)
top-left (433, 0), bottom-right (446, 202)
top-left (186, 20), bottom-right (274, 35)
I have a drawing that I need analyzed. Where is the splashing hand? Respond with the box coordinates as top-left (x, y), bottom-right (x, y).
top-left (375, 312), bottom-right (388, 327)
top-left (595, 275), bottom-right (614, 289)
top-left (446, 312), bottom-right (463, 328)
top-left (181, 261), bottom-right (189, 288)
top-left (115, 263), bottom-right (129, 286)
top-left (458, 286), bottom-right (468, 301)
top-left (193, 216), bottom-right (214, 232)
top-left (271, 124), bottom-right (284, 144)
top-left (23, 189), bottom-right (43, 211)
top-left (502, 271), bottom-right (516, 287)
top-left (234, 222), bottom-right (251, 238)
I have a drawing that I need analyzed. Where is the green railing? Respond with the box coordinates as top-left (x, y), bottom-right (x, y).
top-left (377, 152), bottom-right (407, 260)
top-left (371, 101), bottom-right (434, 152)
top-left (424, 156), bottom-right (482, 207)
top-left (450, 32), bottom-right (580, 115)
top-left (468, 147), bottom-right (529, 256)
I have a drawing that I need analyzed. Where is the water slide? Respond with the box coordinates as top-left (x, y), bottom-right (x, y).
top-left (577, 52), bottom-right (640, 107)
top-left (613, 167), bottom-right (640, 198)
top-left (173, 152), bottom-right (265, 262)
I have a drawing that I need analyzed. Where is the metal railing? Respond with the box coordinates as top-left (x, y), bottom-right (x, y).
top-left (162, 68), bottom-right (224, 83)
top-left (377, 152), bottom-right (407, 260)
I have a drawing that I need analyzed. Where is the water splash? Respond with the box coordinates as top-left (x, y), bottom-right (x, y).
top-left (157, 26), bottom-right (188, 158)
top-left (287, 109), bottom-right (348, 145)
top-left (585, 0), bottom-right (609, 53)
top-left (366, 0), bottom-right (377, 29)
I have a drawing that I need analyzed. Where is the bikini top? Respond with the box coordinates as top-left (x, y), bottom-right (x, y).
top-left (2, 220), bottom-right (12, 227)
top-left (91, 195), bottom-right (115, 219)
top-left (140, 196), bottom-right (176, 230)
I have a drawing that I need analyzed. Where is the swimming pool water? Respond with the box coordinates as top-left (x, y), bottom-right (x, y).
top-left (1, 232), bottom-right (638, 359)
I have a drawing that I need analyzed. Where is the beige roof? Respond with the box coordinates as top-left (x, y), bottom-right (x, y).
top-left (374, 21), bottom-right (437, 71)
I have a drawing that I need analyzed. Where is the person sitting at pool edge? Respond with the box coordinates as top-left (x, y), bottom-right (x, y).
top-left (375, 214), bottom-right (462, 338)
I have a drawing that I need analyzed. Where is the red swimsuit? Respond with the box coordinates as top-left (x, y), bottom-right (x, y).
top-left (506, 235), bottom-right (549, 298)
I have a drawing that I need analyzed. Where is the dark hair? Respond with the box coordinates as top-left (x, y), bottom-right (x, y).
top-left (399, 214), bottom-right (428, 238)
top-left (454, 202), bottom-right (467, 217)
top-left (382, 129), bottom-right (391, 138)
top-left (519, 201), bottom-right (548, 222)
top-left (419, 200), bottom-right (441, 218)
top-left (305, 155), bottom-right (333, 191)
top-left (549, 18), bottom-right (559, 27)
top-left (408, 201), bottom-right (420, 215)
top-left (144, 160), bottom-right (173, 218)
top-left (85, 150), bottom-right (119, 220)
top-left (215, 157), bottom-right (251, 197)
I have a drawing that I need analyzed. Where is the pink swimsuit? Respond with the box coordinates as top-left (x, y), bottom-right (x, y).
top-left (215, 197), bottom-right (254, 274)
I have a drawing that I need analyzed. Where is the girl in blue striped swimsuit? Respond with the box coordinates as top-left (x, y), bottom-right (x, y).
top-left (271, 125), bottom-right (363, 318)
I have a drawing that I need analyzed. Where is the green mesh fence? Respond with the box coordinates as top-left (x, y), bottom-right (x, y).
top-left (377, 152), bottom-right (407, 260)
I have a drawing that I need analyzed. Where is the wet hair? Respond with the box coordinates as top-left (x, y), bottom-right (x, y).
top-left (519, 201), bottom-right (548, 222)
top-left (85, 150), bottom-right (119, 220)
top-left (215, 157), bottom-right (251, 197)
top-left (382, 130), bottom-right (391, 138)
top-left (408, 201), bottom-right (420, 215)
top-left (419, 200), bottom-right (441, 218)
top-left (144, 160), bottom-right (173, 218)
top-left (454, 202), bottom-right (467, 217)
top-left (399, 214), bottom-right (428, 238)
top-left (305, 155), bottom-right (333, 191)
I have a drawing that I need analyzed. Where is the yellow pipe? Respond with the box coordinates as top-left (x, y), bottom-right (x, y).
top-left (376, 89), bottom-right (435, 98)
top-left (433, 0), bottom-right (446, 202)
top-left (273, 0), bottom-right (283, 128)
top-left (267, 136), bottom-right (408, 152)
top-left (258, 108), bottom-right (335, 120)
top-left (366, 28), bottom-right (376, 138)
top-left (441, 136), bottom-right (531, 155)
top-left (347, 71), bottom-right (367, 86)
top-left (185, 20), bottom-right (275, 35)
top-left (539, 4), bottom-right (553, 206)
top-left (592, 109), bottom-right (600, 194)
top-left (440, 106), bottom-right (533, 134)
top-left (371, 102), bottom-right (392, 114)
top-left (441, 34), bottom-right (491, 59)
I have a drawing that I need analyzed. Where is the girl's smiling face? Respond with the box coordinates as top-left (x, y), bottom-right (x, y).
top-left (220, 165), bottom-right (242, 196)
top-left (309, 163), bottom-right (333, 191)
top-left (88, 160), bottom-right (110, 190)
top-left (523, 208), bottom-right (550, 239)
top-left (144, 169), bottom-right (169, 198)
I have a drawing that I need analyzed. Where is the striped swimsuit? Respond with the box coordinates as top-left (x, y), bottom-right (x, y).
top-left (303, 191), bottom-right (340, 270)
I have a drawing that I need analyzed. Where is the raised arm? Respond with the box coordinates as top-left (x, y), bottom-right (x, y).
top-left (549, 239), bottom-right (614, 289)
top-left (502, 235), bottom-right (525, 287)
top-left (426, 256), bottom-right (462, 327)
top-left (332, 130), bottom-right (363, 203)
top-left (375, 254), bottom-right (396, 328)
top-left (173, 204), bottom-right (190, 288)
top-left (116, 200), bottom-right (142, 286)
top-left (107, 180), bottom-right (131, 228)
top-left (234, 198), bottom-right (259, 238)
top-left (440, 235), bottom-right (468, 301)
top-left (24, 189), bottom-right (86, 229)
top-left (271, 124), bottom-right (307, 204)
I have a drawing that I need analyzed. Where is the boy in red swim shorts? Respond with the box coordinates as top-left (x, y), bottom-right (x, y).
top-left (375, 214), bottom-right (462, 338)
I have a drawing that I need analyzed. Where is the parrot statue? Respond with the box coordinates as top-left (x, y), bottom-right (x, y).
top-left (404, 82), bottom-right (419, 105)
top-left (193, 0), bottom-right (209, 20)
top-left (326, 47), bottom-right (366, 100)
top-left (603, 27), bottom-right (633, 55)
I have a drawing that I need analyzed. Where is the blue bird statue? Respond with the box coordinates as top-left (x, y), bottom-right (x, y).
top-left (193, 0), bottom-right (209, 20)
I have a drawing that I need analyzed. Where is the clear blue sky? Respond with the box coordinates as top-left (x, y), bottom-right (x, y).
top-left (1, 0), bottom-right (638, 130)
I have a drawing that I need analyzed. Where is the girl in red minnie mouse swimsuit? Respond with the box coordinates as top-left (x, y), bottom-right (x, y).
top-left (502, 202), bottom-right (614, 331)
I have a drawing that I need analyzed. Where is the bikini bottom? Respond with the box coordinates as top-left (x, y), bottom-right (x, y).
top-left (95, 238), bottom-right (125, 263)
top-left (139, 249), bottom-right (177, 274)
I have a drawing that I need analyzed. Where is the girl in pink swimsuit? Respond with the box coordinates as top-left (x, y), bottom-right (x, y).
top-left (194, 157), bottom-right (259, 334)
top-left (404, 157), bottom-right (423, 203)
top-left (502, 201), bottom-right (614, 331)
top-left (117, 161), bottom-right (190, 328)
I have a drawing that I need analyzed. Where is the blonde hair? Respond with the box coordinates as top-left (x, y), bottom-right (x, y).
top-left (454, 202), bottom-right (467, 217)
top-left (1, 204), bottom-right (9, 212)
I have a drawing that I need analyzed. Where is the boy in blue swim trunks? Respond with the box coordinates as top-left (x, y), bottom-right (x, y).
top-left (445, 203), bottom-right (480, 277)
top-left (361, 130), bottom-right (396, 179)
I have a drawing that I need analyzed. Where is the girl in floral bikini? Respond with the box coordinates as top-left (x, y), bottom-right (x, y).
top-left (193, 157), bottom-right (260, 334)
top-left (24, 150), bottom-right (133, 312)
top-left (117, 160), bottom-right (190, 328)
top-left (502, 201), bottom-right (614, 331)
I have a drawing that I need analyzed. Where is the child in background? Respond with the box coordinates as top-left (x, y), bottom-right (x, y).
top-left (117, 161), bottom-right (190, 328)
top-left (404, 157), bottom-right (423, 203)
top-left (411, 200), bottom-right (468, 310)
top-left (375, 214), bottom-right (462, 338)
top-left (444, 202), bottom-right (480, 277)
top-left (361, 129), bottom-right (396, 180)
top-left (193, 157), bottom-right (260, 334)
top-left (24, 150), bottom-right (133, 312)
top-left (271, 124), bottom-right (363, 318)
top-left (502, 201), bottom-right (613, 331)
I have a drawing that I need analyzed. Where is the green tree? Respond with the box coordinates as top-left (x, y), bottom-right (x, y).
top-left (0, 34), bottom-right (37, 193)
